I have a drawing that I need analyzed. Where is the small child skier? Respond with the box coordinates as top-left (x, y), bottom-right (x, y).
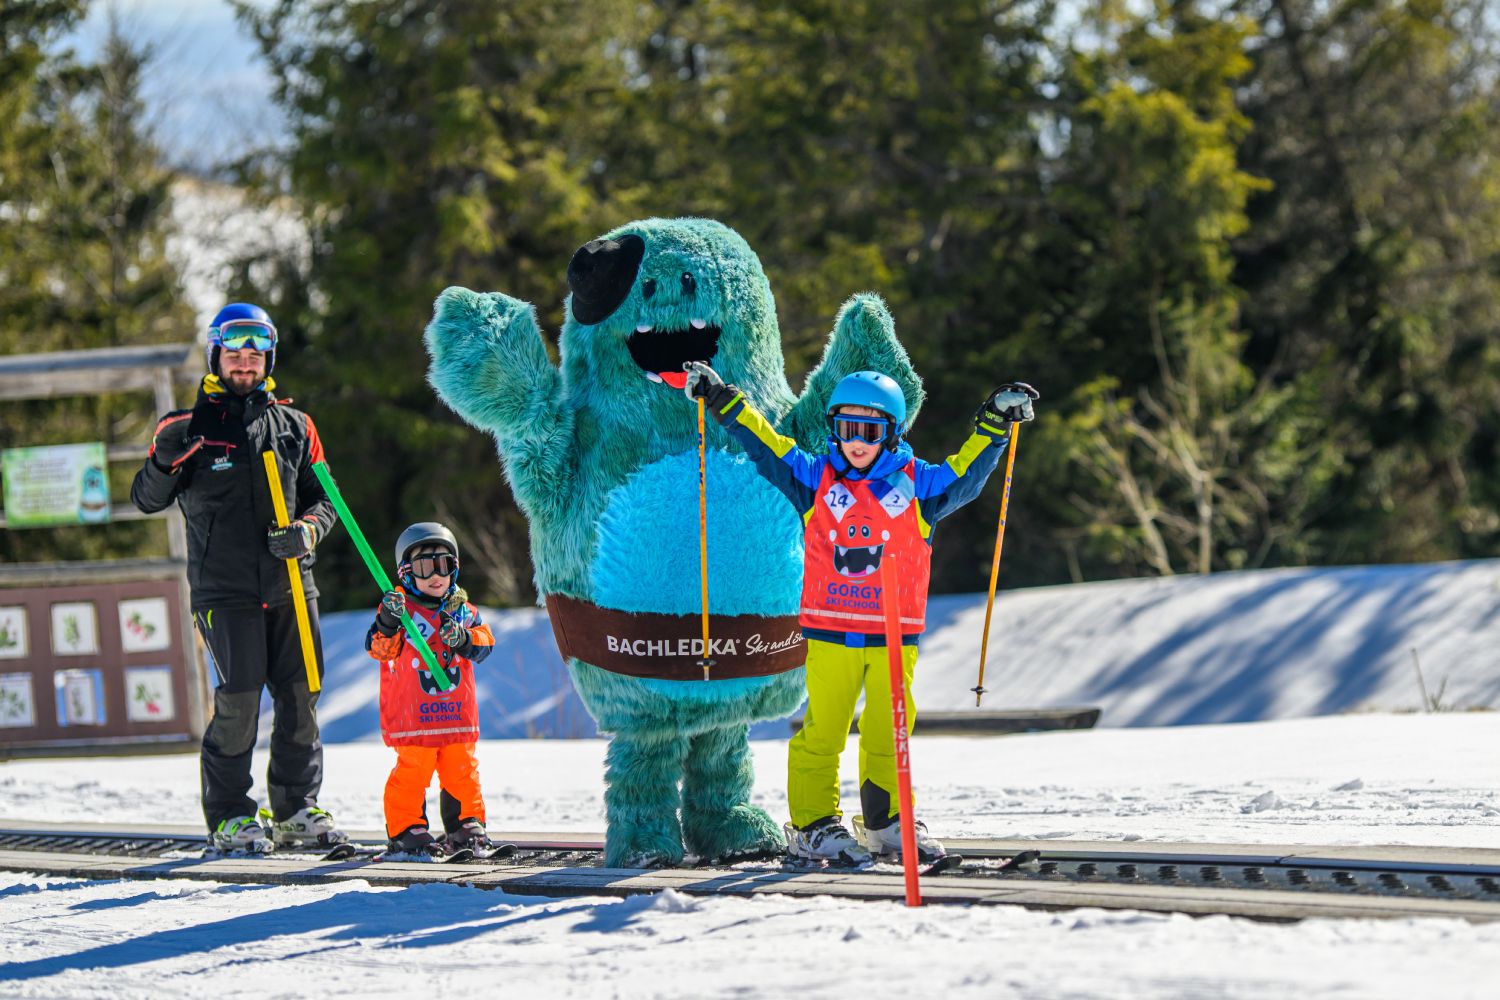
top-left (684, 362), bottom-right (1037, 866)
top-left (365, 521), bottom-right (496, 857)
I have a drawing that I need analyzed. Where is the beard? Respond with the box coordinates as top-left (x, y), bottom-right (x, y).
top-left (223, 370), bottom-right (262, 395)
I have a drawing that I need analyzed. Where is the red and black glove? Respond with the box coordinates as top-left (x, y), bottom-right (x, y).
top-left (149, 412), bottom-right (203, 473)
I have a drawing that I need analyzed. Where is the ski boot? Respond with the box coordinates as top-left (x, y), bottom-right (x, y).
top-left (783, 817), bottom-right (873, 868)
top-left (445, 817), bottom-right (489, 853)
top-left (207, 815), bottom-right (273, 856)
top-left (385, 825), bottom-right (445, 860)
top-left (264, 806), bottom-right (349, 849)
top-left (854, 814), bottom-right (946, 864)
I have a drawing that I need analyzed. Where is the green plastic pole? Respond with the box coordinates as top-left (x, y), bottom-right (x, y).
top-left (312, 461), bottom-right (451, 691)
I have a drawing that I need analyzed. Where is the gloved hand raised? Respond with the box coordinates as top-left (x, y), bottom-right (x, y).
top-left (976, 382), bottom-right (1039, 431)
top-left (149, 412), bottom-right (203, 473)
top-left (375, 588), bottom-right (406, 634)
top-left (682, 361), bottom-right (731, 405)
top-left (267, 517), bottom-right (319, 560)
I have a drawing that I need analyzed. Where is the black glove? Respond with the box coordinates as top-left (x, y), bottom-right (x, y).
top-left (267, 517), bottom-right (318, 559)
top-left (976, 382), bottom-right (1039, 431)
top-left (682, 361), bottom-right (738, 411)
top-left (439, 611), bottom-right (471, 652)
top-left (375, 589), bottom-right (405, 634)
top-left (149, 412), bottom-right (203, 473)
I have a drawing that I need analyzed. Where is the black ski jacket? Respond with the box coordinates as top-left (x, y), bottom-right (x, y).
top-left (131, 376), bottom-right (338, 611)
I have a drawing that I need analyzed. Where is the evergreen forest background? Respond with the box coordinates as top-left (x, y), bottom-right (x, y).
top-left (4, 0), bottom-right (1499, 612)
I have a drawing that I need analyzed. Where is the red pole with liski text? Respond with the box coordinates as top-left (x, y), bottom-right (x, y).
top-left (878, 552), bottom-right (921, 906)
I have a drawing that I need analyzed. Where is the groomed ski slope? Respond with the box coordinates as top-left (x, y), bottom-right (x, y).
top-left (3, 559), bottom-right (1498, 997)
top-left (2, 715), bottom-right (1499, 998)
top-left (308, 559), bottom-right (1500, 741)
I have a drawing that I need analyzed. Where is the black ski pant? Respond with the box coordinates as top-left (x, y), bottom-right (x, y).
top-left (195, 601), bottom-right (325, 832)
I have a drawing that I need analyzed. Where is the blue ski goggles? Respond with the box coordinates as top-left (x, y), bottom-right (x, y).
top-left (213, 319), bottom-right (277, 353)
top-left (830, 414), bottom-right (892, 444)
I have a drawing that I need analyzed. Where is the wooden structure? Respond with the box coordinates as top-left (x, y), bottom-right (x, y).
top-left (0, 344), bottom-right (208, 754)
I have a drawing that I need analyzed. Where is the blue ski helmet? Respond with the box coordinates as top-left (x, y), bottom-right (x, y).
top-left (827, 371), bottom-right (907, 439)
top-left (207, 303), bottom-right (277, 377)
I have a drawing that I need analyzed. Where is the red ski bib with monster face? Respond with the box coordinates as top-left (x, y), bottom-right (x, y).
top-left (801, 461), bottom-right (929, 635)
top-left (376, 601), bottom-right (480, 747)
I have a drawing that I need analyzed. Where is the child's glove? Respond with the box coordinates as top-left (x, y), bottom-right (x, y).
top-left (375, 588), bottom-right (405, 635)
top-left (976, 382), bottom-right (1039, 432)
top-left (438, 611), bottom-right (470, 652)
top-left (267, 517), bottom-right (319, 559)
top-left (682, 361), bottom-right (738, 411)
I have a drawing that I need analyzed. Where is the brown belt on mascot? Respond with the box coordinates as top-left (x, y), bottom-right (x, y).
top-left (545, 594), bottom-right (804, 681)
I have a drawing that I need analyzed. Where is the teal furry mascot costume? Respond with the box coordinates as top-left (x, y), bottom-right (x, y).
top-left (425, 218), bottom-right (921, 866)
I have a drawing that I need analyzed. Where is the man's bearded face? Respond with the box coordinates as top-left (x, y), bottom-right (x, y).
top-left (221, 348), bottom-right (267, 395)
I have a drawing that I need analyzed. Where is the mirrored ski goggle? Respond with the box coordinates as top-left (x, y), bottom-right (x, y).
top-left (407, 552), bottom-right (459, 579)
top-left (831, 415), bottom-right (891, 444)
top-left (214, 319), bottom-right (277, 353)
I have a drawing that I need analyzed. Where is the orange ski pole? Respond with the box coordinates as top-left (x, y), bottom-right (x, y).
top-left (878, 553), bottom-right (921, 906)
top-left (696, 396), bottom-right (714, 681)
top-left (973, 423), bottom-right (1021, 707)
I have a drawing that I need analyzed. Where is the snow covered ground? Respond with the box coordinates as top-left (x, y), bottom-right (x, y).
top-left (3, 714), bottom-right (1499, 998)
top-left (3, 559), bottom-right (1498, 996)
top-left (4, 715), bottom-right (1498, 848)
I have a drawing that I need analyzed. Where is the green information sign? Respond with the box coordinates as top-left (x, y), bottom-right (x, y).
top-left (1, 442), bottom-right (111, 528)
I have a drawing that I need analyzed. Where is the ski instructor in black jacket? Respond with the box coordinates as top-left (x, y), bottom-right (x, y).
top-left (132, 302), bottom-right (346, 854)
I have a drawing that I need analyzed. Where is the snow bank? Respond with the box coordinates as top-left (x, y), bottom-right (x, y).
top-left (303, 560), bottom-right (1500, 741)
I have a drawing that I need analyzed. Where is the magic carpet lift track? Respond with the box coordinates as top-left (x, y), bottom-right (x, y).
top-left (1, 824), bottom-right (1498, 924)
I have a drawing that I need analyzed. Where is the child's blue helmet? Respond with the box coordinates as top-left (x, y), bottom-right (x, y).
top-left (827, 371), bottom-right (907, 438)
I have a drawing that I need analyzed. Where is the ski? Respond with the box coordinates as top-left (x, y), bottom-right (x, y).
top-left (320, 842), bottom-right (365, 861)
top-left (200, 841), bottom-right (274, 860)
top-left (780, 854), bottom-right (876, 873)
top-left (472, 842), bottom-right (517, 861)
top-left (776, 848), bottom-right (1040, 877)
top-left (920, 854), bottom-right (966, 876)
top-left (997, 849), bottom-right (1041, 872)
top-left (374, 847), bottom-right (476, 864)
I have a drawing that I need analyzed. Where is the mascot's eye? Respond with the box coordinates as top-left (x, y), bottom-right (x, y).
top-left (847, 525), bottom-right (856, 538)
top-left (861, 525), bottom-right (871, 538)
top-left (681, 272), bottom-right (696, 295)
top-left (642, 278), bottom-right (657, 300)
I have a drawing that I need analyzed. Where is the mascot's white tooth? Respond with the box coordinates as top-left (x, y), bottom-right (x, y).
top-left (636, 323), bottom-right (653, 333)
top-left (644, 371), bottom-right (664, 383)
top-left (691, 318), bottom-right (707, 329)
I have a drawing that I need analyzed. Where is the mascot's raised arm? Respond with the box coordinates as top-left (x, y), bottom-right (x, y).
top-left (425, 218), bottom-right (920, 867)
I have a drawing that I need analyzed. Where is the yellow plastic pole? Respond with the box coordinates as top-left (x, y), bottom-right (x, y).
top-left (697, 396), bottom-right (713, 681)
top-left (262, 451), bottom-right (320, 693)
top-left (973, 423), bottom-right (1020, 707)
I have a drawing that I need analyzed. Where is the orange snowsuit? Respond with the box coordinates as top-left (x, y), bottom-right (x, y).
top-left (366, 589), bottom-right (494, 837)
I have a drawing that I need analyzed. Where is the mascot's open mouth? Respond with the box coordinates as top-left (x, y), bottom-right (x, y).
top-left (628, 322), bottom-right (722, 389)
top-left (833, 543), bottom-right (884, 577)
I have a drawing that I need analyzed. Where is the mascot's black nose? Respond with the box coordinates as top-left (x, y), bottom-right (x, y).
top-left (567, 234), bottom-right (645, 325)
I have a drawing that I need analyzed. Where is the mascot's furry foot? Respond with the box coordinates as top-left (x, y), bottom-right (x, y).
top-left (681, 722), bottom-right (785, 861)
top-left (602, 730), bottom-right (689, 869)
top-left (684, 802), bottom-right (786, 863)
